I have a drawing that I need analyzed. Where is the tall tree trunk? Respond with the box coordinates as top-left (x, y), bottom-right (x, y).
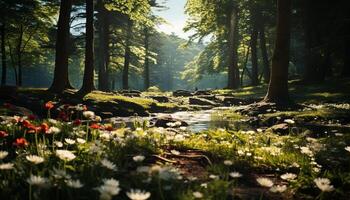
top-left (341, 39), bottom-right (350, 77)
top-left (122, 19), bottom-right (132, 90)
top-left (49, 0), bottom-right (73, 93)
top-left (17, 25), bottom-right (23, 87)
top-left (264, 0), bottom-right (291, 104)
top-left (250, 21), bottom-right (259, 86)
top-left (259, 25), bottom-right (270, 83)
top-left (79, 0), bottom-right (95, 94)
top-left (97, 0), bottom-right (110, 91)
top-left (1, 23), bottom-right (7, 86)
top-left (144, 27), bottom-right (150, 90)
top-left (227, 7), bottom-right (239, 89)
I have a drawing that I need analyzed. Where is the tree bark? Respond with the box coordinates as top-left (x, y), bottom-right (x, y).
top-left (264, 0), bottom-right (291, 104)
top-left (122, 19), bottom-right (132, 90)
top-left (341, 39), bottom-right (350, 77)
top-left (250, 21), bottom-right (259, 86)
top-left (144, 27), bottom-right (150, 90)
top-left (79, 0), bottom-right (95, 94)
top-left (1, 23), bottom-right (6, 86)
top-left (97, 0), bottom-right (110, 91)
top-left (227, 7), bottom-right (239, 89)
top-left (49, 0), bottom-right (73, 93)
top-left (17, 25), bottom-right (23, 87)
top-left (259, 25), bottom-right (270, 83)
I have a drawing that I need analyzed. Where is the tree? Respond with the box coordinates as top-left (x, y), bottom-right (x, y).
top-left (79, 0), bottom-right (95, 94)
top-left (263, 0), bottom-right (291, 103)
top-left (1, 23), bottom-right (6, 86)
top-left (96, 0), bottom-right (110, 91)
top-left (122, 18), bottom-right (132, 90)
top-left (49, 0), bottom-right (73, 93)
top-left (143, 26), bottom-right (150, 90)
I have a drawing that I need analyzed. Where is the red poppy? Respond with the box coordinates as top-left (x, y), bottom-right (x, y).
top-left (13, 137), bottom-right (29, 147)
top-left (26, 124), bottom-right (41, 134)
top-left (22, 120), bottom-right (32, 128)
top-left (58, 111), bottom-right (69, 121)
top-left (73, 119), bottom-right (82, 126)
top-left (0, 130), bottom-right (8, 138)
top-left (44, 101), bottom-right (54, 110)
top-left (104, 126), bottom-right (114, 132)
top-left (90, 123), bottom-right (100, 129)
top-left (41, 123), bottom-right (49, 133)
top-left (28, 114), bottom-right (37, 120)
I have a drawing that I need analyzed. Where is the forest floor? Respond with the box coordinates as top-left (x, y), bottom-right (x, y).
top-left (0, 78), bottom-right (350, 199)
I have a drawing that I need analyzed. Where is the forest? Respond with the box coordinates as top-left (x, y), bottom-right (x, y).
top-left (0, 0), bottom-right (350, 199)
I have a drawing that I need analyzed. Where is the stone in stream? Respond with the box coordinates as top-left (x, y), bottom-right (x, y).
top-left (173, 90), bottom-right (193, 97)
top-left (151, 116), bottom-right (188, 128)
top-left (189, 97), bottom-right (217, 106)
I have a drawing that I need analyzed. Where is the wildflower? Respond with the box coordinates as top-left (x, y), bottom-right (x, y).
top-left (48, 126), bottom-right (61, 134)
top-left (192, 191), bottom-right (203, 199)
top-left (101, 159), bottom-right (117, 171)
top-left (280, 173), bottom-right (297, 181)
top-left (73, 119), bottom-right (82, 126)
top-left (83, 111), bottom-right (95, 119)
top-left (269, 185), bottom-right (287, 193)
top-left (56, 150), bottom-right (76, 161)
top-left (96, 178), bottom-right (120, 200)
top-left (133, 155), bottom-right (145, 162)
top-left (345, 146), bottom-right (350, 153)
top-left (256, 177), bottom-right (274, 187)
top-left (224, 160), bottom-right (233, 166)
top-left (26, 155), bottom-right (44, 165)
top-left (0, 163), bottom-right (14, 170)
top-left (90, 123), bottom-right (101, 129)
top-left (94, 116), bottom-right (102, 122)
top-left (13, 137), bottom-right (29, 148)
top-left (51, 168), bottom-right (71, 180)
top-left (48, 119), bottom-right (59, 124)
top-left (40, 123), bottom-right (50, 133)
top-left (65, 138), bottom-right (76, 145)
top-left (209, 174), bottom-right (219, 180)
top-left (77, 138), bottom-right (86, 144)
top-left (300, 146), bottom-right (313, 157)
top-left (44, 101), bottom-right (54, 110)
top-left (27, 175), bottom-right (48, 187)
top-left (54, 141), bottom-right (63, 148)
top-left (314, 178), bottom-right (334, 192)
top-left (0, 151), bottom-right (8, 159)
top-left (229, 172), bottom-right (242, 178)
top-left (0, 130), bottom-right (9, 138)
top-left (126, 189), bottom-right (151, 200)
top-left (66, 179), bottom-right (84, 189)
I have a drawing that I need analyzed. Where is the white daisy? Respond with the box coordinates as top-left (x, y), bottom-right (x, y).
top-left (27, 175), bottom-right (48, 187)
top-left (65, 138), bottom-right (76, 145)
top-left (126, 189), bottom-right (151, 200)
top-left (256, 177), bottom-right (274, 187)
top-left (0, 163), bottom-right (14, 170)
top-left (66, 179), bottom-right (83, 188)
top-left (314, 178), bottom-right (334, 192)
top-left (345, 146), bottom-right (350, 153)
top-left (0, 151), bottom-right (8, 160)
top-left (96, 178), bottom-right (120, 200)
top-left (83, 111), bottom-right (95, 119)
top-left (280, 173), bottom-right (297, 181)
top-left (229, 172), bottom-right (242, 178)
top-left (192, 191), bottom-right (203, 198)
top-left (101, 159), bottom-right (117, 171)
top-left (77, 138), bottom-right (86, 144)
top-left (269, 185), bottom-right (287, 193)
top-left (56, 150), bottom-right (76, 161)
top-left (26, 155), bottom-right (44, 165)
top-left (223, 160), bottom-right (233, 166)
top-left (48, 126), bottom-right (61, 134)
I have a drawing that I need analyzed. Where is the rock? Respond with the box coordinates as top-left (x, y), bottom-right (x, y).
top-left (119, 90), bottom-right (141, 97)
top-left (193, 90), bottom-right (211, 95)
top-left (151, 116), bottom-right (188, 128)
top-left (148, 96), bottom-right (169, 103)
top-left (269, 123), bottom-right (289, 134)
top-left (0, 86), bottom-right (17, 100)
top-left (189, 97), bottom-right (217, 106)
top-left (220, 97), bottom-right (244, 106)
top-left (173, 90), bottom-right (193, 97)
